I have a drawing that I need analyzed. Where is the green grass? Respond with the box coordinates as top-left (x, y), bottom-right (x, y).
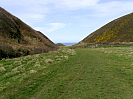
top-left (1, 47), bottom-right (133, 98)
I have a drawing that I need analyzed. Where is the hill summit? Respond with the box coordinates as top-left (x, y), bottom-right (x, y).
top-left (81, 13), bottom-right (133, 43)
top-left (0, 7), bottom-right (58, 59)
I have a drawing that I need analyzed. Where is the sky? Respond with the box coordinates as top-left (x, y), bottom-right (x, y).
top-left (1, 0), bottom-right (133, 43)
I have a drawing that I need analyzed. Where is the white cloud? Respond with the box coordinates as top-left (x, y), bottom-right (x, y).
top-left (1, 0), bottom-right (99, 10)
top-left (3, 0), bottom-right (133, 21)
top-left (23, 14), bottom-right (45, 20)
top-left (2, 0), bottom-right (133, 14)
top-left (34, 23), bottom-right (71, 33)
top-left (91, 1), bottom-right (133, 17)
top-left (16, 13), bottom-right (46, 25)
top-left (46, 23), bottom-right (67, 32)
top-left (54, 0), bottom-right (99, 10)
top-left (19, 13), bottom-right (45, 19)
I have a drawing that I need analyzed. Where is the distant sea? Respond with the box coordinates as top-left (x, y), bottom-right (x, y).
top-left (62, 43), bottom-right (77, 46)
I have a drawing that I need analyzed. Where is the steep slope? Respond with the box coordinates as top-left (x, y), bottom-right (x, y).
top-left (0, 7), bottom-right (58, 59)
top-left (81, 13), bottom-right (133, 43)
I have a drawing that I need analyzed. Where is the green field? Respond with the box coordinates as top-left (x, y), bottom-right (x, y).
top-left (1, 47), bottom-right (133, 99)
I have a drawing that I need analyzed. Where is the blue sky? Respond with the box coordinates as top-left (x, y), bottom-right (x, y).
top-left (1, 0), bottom-right (133, 43)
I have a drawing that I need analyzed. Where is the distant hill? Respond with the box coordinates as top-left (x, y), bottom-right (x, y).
top-left (81, 13), bottom-right (133, 43)
top-left (56, 43), bottom-right (65, 46)
top-left (0, 7), bottom-right (58, 59)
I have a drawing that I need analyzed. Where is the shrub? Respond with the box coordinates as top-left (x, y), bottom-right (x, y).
top-left (11, 65), bottom-right (25, 73)
top-left (0, 67), bottom-right (6, 72)
top-left (45, 59), bottom-right (54, 63)
top-left (33, 48), bottom-right (48, 54)
top-left (55, 55), bottom-right (69, 60)
top-left (34, 61), bottom-right (40, 67)
top-left (11, 67), bottom-right (19, 73)
top-left (64, 56), bottom-right (69, 59)
top-left (0, 44), bottom-right (16, 59)
top-left (30, 70), bottom-right (37, 74)
top-left (62, 49), bottom-right (76, 55)
top-left (16, 48), bottom-right (31, 57)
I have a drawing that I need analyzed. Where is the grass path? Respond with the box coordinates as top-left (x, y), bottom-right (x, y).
top-left (1, 48), bottom-right (133, 98)
top-left (56, 48), bottom-right (133, 99)
top-left (32, 48), bottom-right (133, 99)
top-left (58, 63), bottom-right (85, 98)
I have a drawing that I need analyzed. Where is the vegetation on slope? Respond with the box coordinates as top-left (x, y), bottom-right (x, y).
top-left (0, 7), bottom-right (58, 59)
top-left (82, 13), bottom-right (133, 43)
top-left (1, 46), bottom-right (133, 98)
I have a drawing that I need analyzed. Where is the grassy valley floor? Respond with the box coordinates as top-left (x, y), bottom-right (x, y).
top-left (0, 47), bottom-right (133, 98)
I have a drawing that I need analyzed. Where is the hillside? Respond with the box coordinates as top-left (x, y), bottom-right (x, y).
top-left (0, 7), bottom-right (58, 59)
top-left (81, 12), bottom-right (133, 43)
